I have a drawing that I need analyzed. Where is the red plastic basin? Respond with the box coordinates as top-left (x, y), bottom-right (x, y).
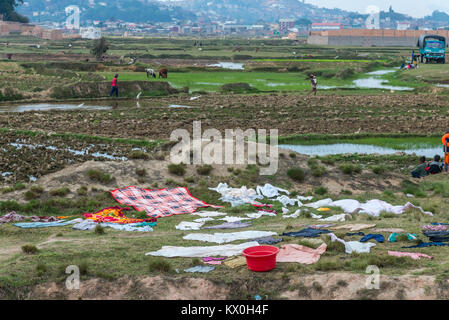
top-left (242, 245), bottom-right (279, 272)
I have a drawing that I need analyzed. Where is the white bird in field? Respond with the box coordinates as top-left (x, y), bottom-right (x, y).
top-left (136, 92), bottom-right (142, 99)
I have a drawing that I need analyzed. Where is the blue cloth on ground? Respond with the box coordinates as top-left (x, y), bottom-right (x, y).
top-left (360, 234), bottom-right (384, 243)
top-left (14, 219), bottom-right (82, 229)
top-left (402, 242), bottom-right (449, 248)
top-left (346, 232), bottom-right (365, 237)
top-left (281, 227), bottom-right (331, 238)
top-left (72, 220), bottom-right (153, 232)
top-left (251, 236), bottom-right (283, 244)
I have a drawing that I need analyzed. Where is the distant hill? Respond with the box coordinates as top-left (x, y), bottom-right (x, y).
top-left (17, 0), bottom-right (197, 23)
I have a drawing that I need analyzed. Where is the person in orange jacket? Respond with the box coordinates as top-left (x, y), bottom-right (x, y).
top-left (442, 130), bottom-right (449, 172)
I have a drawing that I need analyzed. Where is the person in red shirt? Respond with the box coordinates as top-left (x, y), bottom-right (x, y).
top-left (109, 74), bottom-right (119, 97)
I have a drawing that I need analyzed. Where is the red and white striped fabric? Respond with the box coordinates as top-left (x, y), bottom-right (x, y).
top-left (110, 186), bottom-right (222, 218)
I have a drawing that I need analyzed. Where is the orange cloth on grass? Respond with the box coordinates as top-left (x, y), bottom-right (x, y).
top-left (83, 206), bottom-right (152, 224)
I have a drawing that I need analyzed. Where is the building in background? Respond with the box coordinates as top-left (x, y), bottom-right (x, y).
top-left (80, 26), bottom-right (102, 39)
top-left (311, 22), bottom-right (343, 31)
top-left (279, 19), bottom-right (295, 34)
top-left (397, 22), bottom-right (411, 30)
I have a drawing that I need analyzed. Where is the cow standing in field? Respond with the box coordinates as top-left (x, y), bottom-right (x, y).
top-left (145, 68), bottom-right (156, 78)
top-left (159, 68), bottom-right (168, 79)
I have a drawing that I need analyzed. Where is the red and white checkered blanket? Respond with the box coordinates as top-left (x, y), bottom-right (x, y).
top-left (110, 186), bottom-right (222, 218)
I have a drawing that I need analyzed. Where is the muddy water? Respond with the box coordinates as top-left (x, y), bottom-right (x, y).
top-left (280, 143), bottom-right (443, 157)
top-left (0, 103), bottom-right (113, 113)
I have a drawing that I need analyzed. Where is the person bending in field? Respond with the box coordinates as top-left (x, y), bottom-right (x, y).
top-left (309, 74), bottom-right (317, 96)
top-left (110, 74), bottom-right (119, 98)
top-left (426, 155), bottom-right (444, 175)
top-left (411, 156), bottom-right (428, 178)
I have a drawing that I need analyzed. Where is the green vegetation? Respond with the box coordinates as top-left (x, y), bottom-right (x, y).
top-left (287, 168), bottom-right (306, 182)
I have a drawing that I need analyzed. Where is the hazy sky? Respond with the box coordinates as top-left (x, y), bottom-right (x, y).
top-left (304, 0), bottom-right (449, 18)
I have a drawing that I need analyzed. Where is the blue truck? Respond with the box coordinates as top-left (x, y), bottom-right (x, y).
top-left (417, 34), bottom-right (447, 64)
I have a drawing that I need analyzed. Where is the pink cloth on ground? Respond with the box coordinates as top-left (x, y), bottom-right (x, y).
top-left (388, 251), bottom-right (433, 260)
top-left (203, 260), bottom-right (223, 265)
top-left (276, 243), bottom-right (327, 264)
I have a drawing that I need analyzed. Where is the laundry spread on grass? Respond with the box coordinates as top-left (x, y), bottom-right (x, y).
top-left (1, 212), bottom-right (61, 225)
top-left (388, 233), bottom-right (417, 242)
top-left (202, 257), bottom-right (226, 265)
top-left (219, 216), bottom-right (252, 222)
top-left (423, 230), bottom-right (449, 242)
top-left (277, 243), bottom-right (327, 264)
top-left (184, 266), bottom-right (215, 273)
top-left (183, 230), bottom-right (277, 244)
top-left (388, 251), bottom-right (433, 260)
top-left (72, 220), bottom-right (155, 232)
top-left (192, 211), bottom-right (227, 218)
top-left (422, 224), bottom-right (449, 231)
top-left (224, 256), bottom-right (247, 268)
top-left (83, 206), bottom-right (157, 224)
top-left (282, 227), bottom-right (331, 238)
top-left (146, 241), bottom-right (260, 257)
top-left (360, 234), bottom-right (385, 243)
top-left (304, 199), bottom-right (433, 217)
top-left (175, 221), bottom-right (204, 231)
top-left (250, 236), bottom-right (283, 245)
top-left (110, 186), bottom-right (221, 218)
top-left (14, 218), bottom-right (84, 229)
top-left (203, 221), bottom-right (252, 229)
top-left (331, 224), bottom-right (376, 232)
top-left (402, 242), bottom-right (449, 249)
top-left (327, 233), bottom-right (376, 254)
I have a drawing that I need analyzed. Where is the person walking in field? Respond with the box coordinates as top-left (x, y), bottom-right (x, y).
top-left (309, 74), bottom-right (317, 96)
top-left (110, 74), bottom-right (119, 98)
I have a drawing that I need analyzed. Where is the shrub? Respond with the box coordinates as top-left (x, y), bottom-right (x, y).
top-left (30, 186), bottom-right (44, 194)
top-left (314, 186), bottom-right (328, 195)
top-left (94, 224), bottom-right (105, 235)
top-left (36, 263), bottom-right (47, 276)
top-left (289, 152), bottom-right (297, 158)
top-left (197, 165), bottom-right (213, 175)
top-left (311, 165), bottom-right (326, 177)
top-left (372, 166), bottom-right (386, 175)
top-left (24, 190), bottom-right (40, 200)
top-left (49, 187), bottom-right (70, 197)
top-left (22, 244), bottom-right (39, 254)
top-left (168, 163), bottom-right (186, 176)
top-left (135, 168), bottom-right (147, 177)
top-left (287, 168), bottom-right (306, 182)
top-left (128, 150), bottom-right (150, 160)
top-left (340, 164), bottom-right (355, 174)
top-left (148, 258), bottom-right (172, 273)
top-left (77, 186), bottom-right (88, 196)
top-left (86, 169), bottom-right (112, 184)
top-left (14, 183), bottom-right (26, 191)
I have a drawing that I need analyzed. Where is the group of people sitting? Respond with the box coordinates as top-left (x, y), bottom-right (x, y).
top-left (411, 155), bottom-right (446, 178)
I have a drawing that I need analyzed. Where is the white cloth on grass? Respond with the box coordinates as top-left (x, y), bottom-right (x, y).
top-left (246, 211), bottom-right (277, 219)
top-left (192, 211), bottom-right (227, 218)
top-left (183, 230), bottom-right (277, 244)
top-left (318, 214), bottom-right (347, 222)
top-left (304, 198), bottom-right (333, 209)
top-left (276, 195), bottom-right (303, 207)
top-left (282, 207), bottom-right (290, 214)
top-left (146, 241), bottom-right (260, 257)
top-left (330, 199), bottom-right (434, 217)
top-left (209, 183), bottom-right (262, 207)
top-left (327, 233), bottom-right (376, 254)
top-left (176, 221), bottom-right (204, 231)
top-left (256, 183), bottom-right (289, 198)
top-left (193, 217), bottom-right (215, 223)
top-left (298, 196), bottom-right (314, 201)
top-left (219, 216), bottom-right (252, 222)
top-left (72, 220), bottom-right (153, 232)
top-left (283, 209), bottom-right (301, 219)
